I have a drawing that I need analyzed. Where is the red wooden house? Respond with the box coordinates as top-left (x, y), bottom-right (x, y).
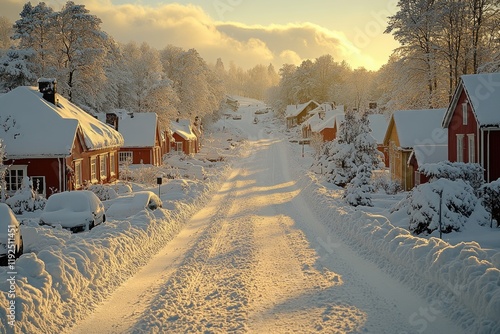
top-left (0, 79), bottom-right (124, 198)
top-left (442, 73), bottom-right (500, 183)
top-left (170, 119), bottom-right (198, 155)
top-left (285, 100), bottom-right (320, 129)
top-left (105, 110), bottom-right (163, 166)
top-left (301, 104), bottom-right (344, 143)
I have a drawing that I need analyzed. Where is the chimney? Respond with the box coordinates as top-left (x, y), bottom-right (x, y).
top-left (38, 78), bottom-right (57, 105)
top-left (106, 112), bottom-right (119, 130)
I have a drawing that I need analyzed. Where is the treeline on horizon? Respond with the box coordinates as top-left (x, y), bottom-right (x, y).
top-left (1, 0), bottom-right (499, 126)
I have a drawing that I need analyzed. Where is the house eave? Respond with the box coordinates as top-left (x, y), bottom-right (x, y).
top-left (6, 153), bottom-right (70, 160)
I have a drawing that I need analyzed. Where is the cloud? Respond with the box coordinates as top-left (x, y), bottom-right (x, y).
top-left (3, 0), bottom-right (381, 70)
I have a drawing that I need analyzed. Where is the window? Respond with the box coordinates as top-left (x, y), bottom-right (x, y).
top-left (31, 176), bottom-right (45, 197)
top-left (90, 156), bottom-right (97, 182)
top-left (100, 155), bottom-right (107, 180)
top-left (457, 134), bottom-right (464, 162)
top-left (119, 151), bottom-right (133, 164)
top-left (462, 103), bottom-right (468, 125)
top-left (468, 134), bottom-right (475, 163)
top-left (74, 160), bottom-right (83, 188)
top-left (5, 166), bottom-right (27, 193)
top-left (176, 142), bottom-right (183, 152)
top-left (110, 153), bottom-right (116, 176)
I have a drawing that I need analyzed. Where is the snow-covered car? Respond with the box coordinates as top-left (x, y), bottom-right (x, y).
top-left (0, 203), bottom-right (23, 266)
top-left (40, 190), bottom-right (106, 233)
top-left (232, 115), bottom-right (242, 120)
top-left (255, 107), bottom-right (271, 114)
top-left (105, 191), bottom-right (162, 219)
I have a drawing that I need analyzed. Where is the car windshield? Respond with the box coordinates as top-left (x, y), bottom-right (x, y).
top-left (45, 193), bottom-right (90, 212)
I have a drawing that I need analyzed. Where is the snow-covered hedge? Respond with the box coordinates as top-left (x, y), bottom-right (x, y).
top-left (419, 161), bottom-right (485, 190)
top-left (395, 179), bottom-right (483, 235)
top-left (478, 179), bottom-right (500, 227)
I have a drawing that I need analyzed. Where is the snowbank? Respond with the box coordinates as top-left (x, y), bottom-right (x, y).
top-left (297, 170), bottom-right (500, 333)
top-left (0, 162), bottom-right (231, 333)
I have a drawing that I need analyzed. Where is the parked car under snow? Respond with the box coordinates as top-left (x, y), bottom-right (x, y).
top-left (0, 203), bottom-right (24, 266)
top-left (40, 190), bottom-right (106, 233)
top-left (104, 191), bottom-right (162, 219)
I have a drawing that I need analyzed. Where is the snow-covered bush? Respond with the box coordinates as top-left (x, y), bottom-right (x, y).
top-left (419, 161), bottom-right (484, 190)
top-left (5, 177), bottom-right (46, 214)
top-left (395, 178), bottom-right (478, 235)
top-left (111, 182), bottom-right (133, 195)
top-left (344, 164), bottom-right (374, 207)
top-left (86, 184), bottom-right (119, 201)
top-left (478, 179), bottom-right (500, 227)
top-left (372, 170), bottom-right (402, 195)
top-left (120, 164), bottom-right (163, 186)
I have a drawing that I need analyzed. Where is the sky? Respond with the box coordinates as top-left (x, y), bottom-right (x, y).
top-left (3, 0), bottom-right (401, 71)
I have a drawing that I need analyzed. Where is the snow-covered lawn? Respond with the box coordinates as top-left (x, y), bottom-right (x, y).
top-left (1, 96), bottom-right (499, 333)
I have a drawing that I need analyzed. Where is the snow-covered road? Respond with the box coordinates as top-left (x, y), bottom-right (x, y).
top-left (70, 120), bottom-right (464, 333)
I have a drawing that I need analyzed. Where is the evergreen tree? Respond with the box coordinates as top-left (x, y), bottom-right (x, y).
top-left (0, 49), bottom-right (37, 91)
top-left (319, 110), bottom-right (383, 186)
top-left (344, 164), bottom-right (374, 207)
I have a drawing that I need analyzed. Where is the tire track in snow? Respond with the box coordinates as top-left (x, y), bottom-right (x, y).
top-left (131, 170), bottom-right (255, 333)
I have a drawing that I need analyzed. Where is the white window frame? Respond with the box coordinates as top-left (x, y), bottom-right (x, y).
top-left (119, 151), bottom-right (133, 164)
top-left (462, 103), bottom-right (468, 125)
top-left (176, 142), bottom-right (183, 152)
top-left (90, 156), bottom-right (97, 183)
top-left (467, 134), bottom-right (475, 163)
top-left (457, 134), bottom-right (464, 162)
top-left (100, 154), bottom-right (107, 181)
top-left (5, 165), bottom-right (27, 194)
top-left (74, 160), bottom-right (83, 189)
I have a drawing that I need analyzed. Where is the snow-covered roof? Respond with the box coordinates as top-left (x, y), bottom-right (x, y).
top-left (308, 102), bottom-right (339, 115)
top-left (0, 86), bottom-right (123, 158)
top-left (170, 119), bottom-right (197, 140)
top-left (443, 73), bottom-right (500, 128)
top-left (304, 106), bottom-right (344, 133)
top-left (117, 111), bottom-right (158, 148)
top-left (409, 145), bottom-right (448, 166)
top-left (367, 114), bottom-right (389, 145)
top-left (387, 109), bottom-right (448, 149)
top-left (285, 100), bottom-right (320, 118)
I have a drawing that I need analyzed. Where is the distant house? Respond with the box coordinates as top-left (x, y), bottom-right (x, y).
top-left (170, 119), bottom-right (198, 155)
top-left (0, 79), bottom-right (124, 197)
top-left (383, 109), bottom-right (447, 191)
top-left (442, 73), bottom-right (500, 183)
top-left (225, 95), bottom-right (239, 111)
top-left (285, 100), bottom-right (320, 129)
top-left (104, 110), bottom-right (163, 166)
top-left (301, 104), bottom-right (344, 142)
top-left (367, 114), bottom-right (390, 167)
